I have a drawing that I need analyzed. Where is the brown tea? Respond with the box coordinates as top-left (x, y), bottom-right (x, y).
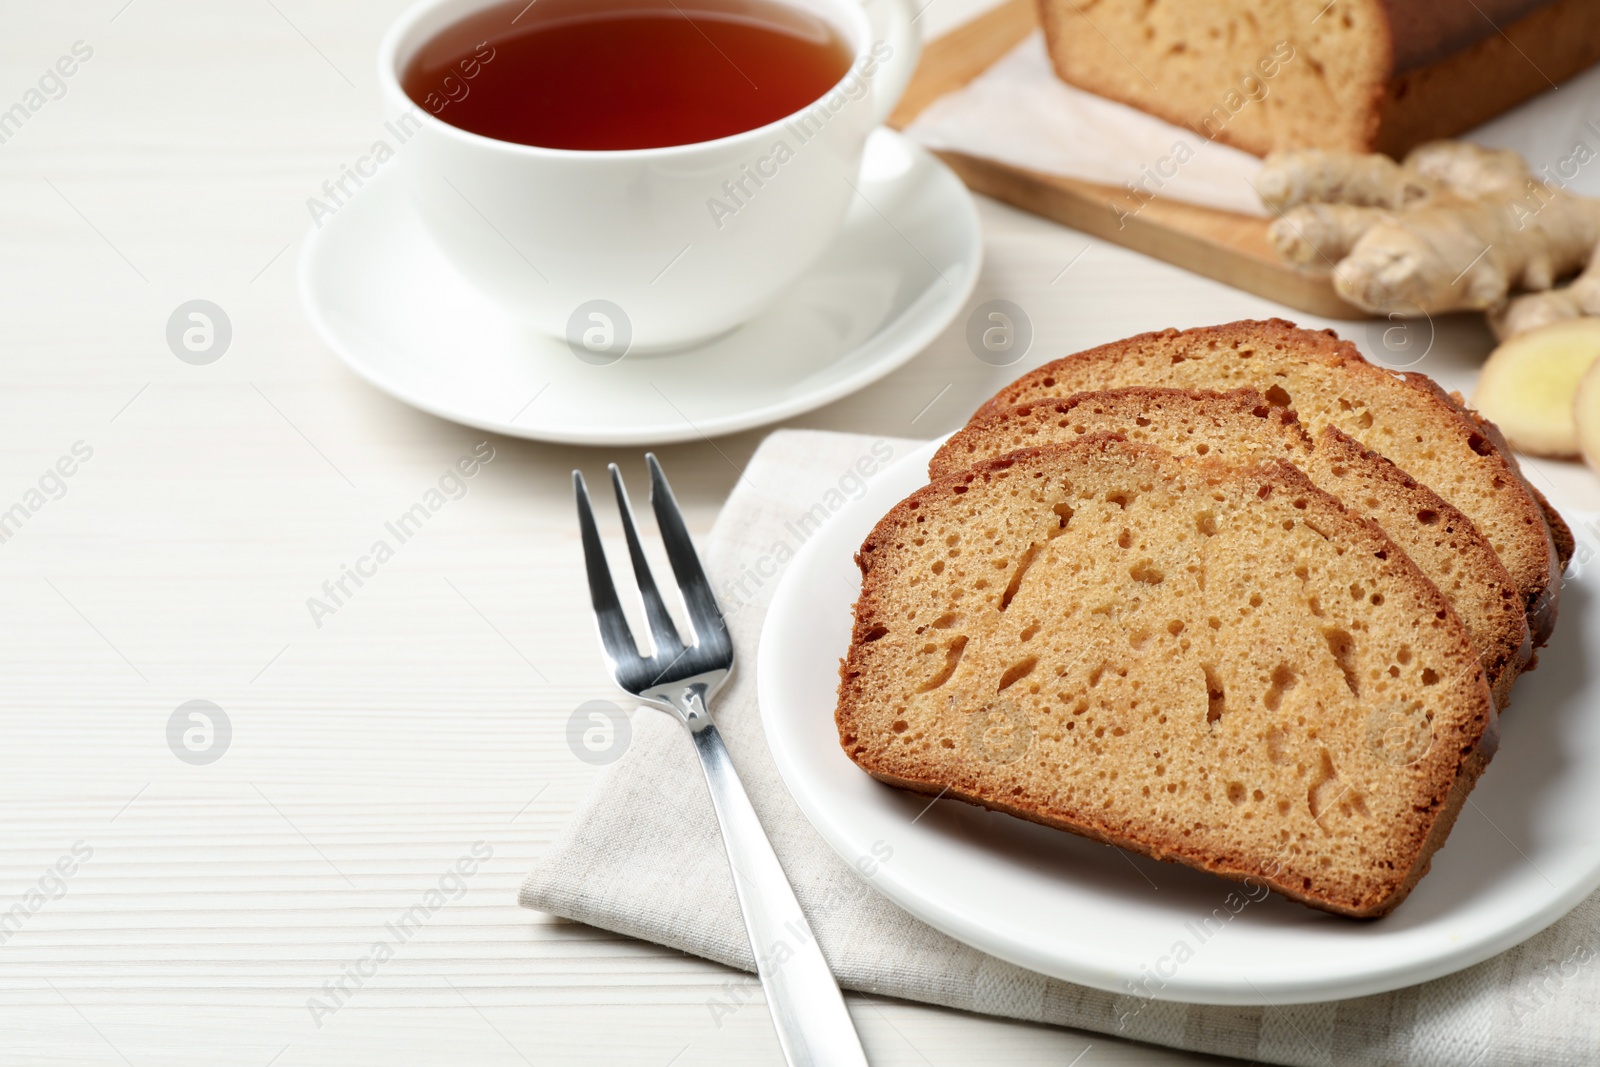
top-left (401, 0), bottom-right (854, 151)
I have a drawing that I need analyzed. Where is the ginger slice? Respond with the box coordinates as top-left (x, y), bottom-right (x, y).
top-left (1574, 358), bottom-right (1600, 473)
top-left (1474, 318), bottom-right (1600, 458)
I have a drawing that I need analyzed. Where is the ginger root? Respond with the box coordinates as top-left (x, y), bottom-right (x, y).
top-left (1402, 141), bottom-right (1533, 200)
top-left (1490, 243), bottom-right (1600, 340)
top-left (1257, 151), bottom-right (1432, 212)
top-left (1270, 204), bottom-right (1395, 269)
top-left (1260, 141), bottom-right (1600, 316)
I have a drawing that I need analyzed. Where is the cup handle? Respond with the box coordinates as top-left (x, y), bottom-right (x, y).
top-left (861, 0), bottom-right (922, 127)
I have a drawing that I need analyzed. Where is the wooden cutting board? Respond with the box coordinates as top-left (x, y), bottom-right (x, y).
top-left (888, 0), bottom-right (1368, 320)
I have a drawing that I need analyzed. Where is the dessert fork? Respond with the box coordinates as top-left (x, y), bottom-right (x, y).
top-left (573, 454), bottom-right (869, 1067)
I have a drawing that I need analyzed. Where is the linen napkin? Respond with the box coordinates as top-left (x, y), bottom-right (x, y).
top-left (522, 428), bottom-right (1600, 1067)
top-left (902, 33), bottom-right (1268, 217)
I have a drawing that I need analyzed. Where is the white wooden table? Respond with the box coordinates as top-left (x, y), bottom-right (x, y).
top-left (4, 1), bottom-right (1597, 1064)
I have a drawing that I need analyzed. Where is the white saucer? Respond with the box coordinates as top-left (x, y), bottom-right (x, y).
top-left (759, 438), bottom-right (1600, 1005)
top-left (298, 130), bottom-right (981, 446)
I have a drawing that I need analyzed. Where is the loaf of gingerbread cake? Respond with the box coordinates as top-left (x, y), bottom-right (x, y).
top-left (1035, 0), bottom-right (1600, 156)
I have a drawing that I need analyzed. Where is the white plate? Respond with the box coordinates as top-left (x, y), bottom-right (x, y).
top-left (759, 438), bottom-right (1600, 1005)
top-left (298, 130), bottom-right (980, 446)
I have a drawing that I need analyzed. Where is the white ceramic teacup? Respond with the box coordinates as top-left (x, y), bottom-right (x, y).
top-left (377, 0), bottom-right (920, 354)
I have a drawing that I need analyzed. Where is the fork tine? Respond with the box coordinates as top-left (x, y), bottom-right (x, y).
top-left (573, 470), bottom-right (642, 668)
top-left (609, 463), bottom-right (685, 656)
top-left (645, 453), bottom-right (728, 651)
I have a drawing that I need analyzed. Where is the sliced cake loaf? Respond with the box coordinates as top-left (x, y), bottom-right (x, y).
top-left (930, 388), bottom-right (1530, 708)
top-left (837, 437), bottom-right (1497, 917)
top-left (974, 319), bottom-right (1565, 647)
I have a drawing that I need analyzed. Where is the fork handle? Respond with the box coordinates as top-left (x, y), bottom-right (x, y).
top-left (690, 718), bottom-right (870, 1067)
